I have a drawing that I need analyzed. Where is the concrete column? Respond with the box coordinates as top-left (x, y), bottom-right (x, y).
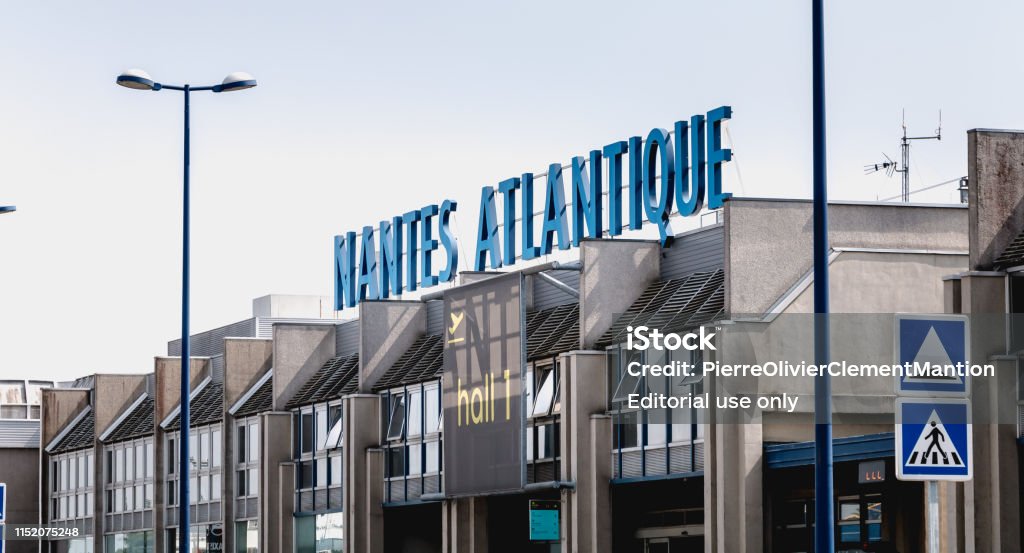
top-left (958, 273), bottom-right (1021, 552)
top-left (261, 412), bottom-right (292, 553)
top-left (559, 351), bottom-right (611, 553)
top-left (344, 394), bottom-right (381, 553)
top-left (443, 497), bottom-right (487, 552)
top-left (277, 462), bottom-right (295, 552)
top-left (705, 350), bottom-right (763, 553)
top-left (365, 448), bottom-right (385, 553)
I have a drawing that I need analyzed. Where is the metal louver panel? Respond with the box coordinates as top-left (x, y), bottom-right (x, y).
top-left (597, 269), bottom-right (725, 347)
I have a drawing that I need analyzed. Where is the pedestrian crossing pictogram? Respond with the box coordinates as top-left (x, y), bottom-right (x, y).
top-left (904, 411), bottom-right (964, 467)
top-left (896, 398), bottom-right (972, 481)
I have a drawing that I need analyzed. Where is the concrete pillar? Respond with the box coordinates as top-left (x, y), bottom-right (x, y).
top-left (366, 448), bottom-right (385, 553)
top-left (344, 394), bottom-right (382, 553)
top-left (579, 240), bottom-right (661, 348)
top-left (559, 351), bottom-right (611, 553)
top-left (261, 412), bottom-right (292, 553)
top-left (958, 273), bottom-right (1021, 552)
top-left (358, 300), bottom-right (425, 392)
top-left (222, 338), bottom-right (272, 553)
top-left (278, 462), bottom-right (296, 552)
top-left (153, 356), bottom-right (211, 553)
top-left (705, 347), bottom-right (763, 553)
top-left (443, 497), bottom-right (487, 552)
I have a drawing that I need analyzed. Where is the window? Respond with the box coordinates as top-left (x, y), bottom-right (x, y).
top-left (49, 449), bottom-right (93, 522)
top-left (237, 418), bottom-right (261, 498)
top-left (408, 390), bottom-right (422, 438)
top-left (387, 394), bottom-right (406, 440)
top-left (164, 425), bottom-right (222, 508)
top-left (248, 423), bottom-right (259, 461)
top-left (104, 438), bottom-right (155, 514)
top-left (301, 412), bottom-right (313, 454)
top-left (532, 368), bottom-right (556, 417)
top-left (425, 386), bottom-right (441, 434)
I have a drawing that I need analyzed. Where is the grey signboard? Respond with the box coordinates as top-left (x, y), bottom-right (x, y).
top-left (443, 272), bottom-right (525, 496)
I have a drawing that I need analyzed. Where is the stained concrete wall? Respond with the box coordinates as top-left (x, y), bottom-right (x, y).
top-left (93, 374), bottom-right (147, 438)
top-left (579, 239), bottom-right (661, 348)
top-left (153, 357), bottom-right (211, 423)
top-left (358, 301), bottom-right (425, 392)
top-left (725, 199), bottom-right (968, 316)
top-left (41, 388), bottom-right (89, 448)
top-left (224, 338), bottom-right (273, 408)
top-left (968, 129), bottom-right (1024, 270)
top-left (272, 324), bottom-right (337, 410)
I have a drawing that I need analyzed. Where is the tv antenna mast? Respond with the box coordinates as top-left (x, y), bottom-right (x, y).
top-left (865, 110), bottom-right (942, 202)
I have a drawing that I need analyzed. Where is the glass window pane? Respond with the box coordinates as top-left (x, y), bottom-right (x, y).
top-left (408, 390), bottom-right (422, 438)
top-left (248, 468), bottom-right (258, 496)
top-left (135, 485), bottom-right (143, 510)
top-left (425, 387), bottom-right (440, 434)
top-left (69, 456), bottom-right (77, 489)
top-left (425, 441), bottom-right (439, 473)
top-left (135, 444), bottom-right (144, 480)
top-left (238, 424), bottom-right (247, 464)
top-left (387, 395), bottom-right (406, 440)
top-left (212, 473), bottom-right (221, 500)
top-left (237, 470), bottom-right (247, 497)
top-left (300, 461), bottom-right (313, 489)
top-left (145, 443), bottom-right (153, 478)
top-left (647, 423), bottom-right (667, 446)
top-left (249, 423), bottom-right (259, 462)
top-left (189, 433), bottom-right (198, 470)
top-left (212, 428), bottom-right (222, 468)
top-left (316, 458), bottom-right (328, 488)
top-left (167, 438), bottom-right (176, 475)
top-left (316, 406), bottom-right (328, 450)
top-left (145, 484), bottom-right (153, 509)
top-left (329, 456), bottom-right (342, 486)
top-left (125, 446), bottom-right (134, 481)
top-left (199, 475), bottom-right (209, 502)
top-left (532, 370), bottom-right (555, 417)
top-left (199, 431), bottom-right (210, 467)
top-left (301, 412), bottom-right (313, 454)
top-left (324, 419), bottom-right (343, 450)
top-left (408, 443), bottom-right (422, 476)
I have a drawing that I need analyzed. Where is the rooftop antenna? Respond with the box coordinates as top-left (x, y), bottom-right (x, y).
top-left (865, 110), bottom-right (942, 202)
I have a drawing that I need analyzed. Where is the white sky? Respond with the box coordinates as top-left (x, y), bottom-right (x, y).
top-left (1, 0), bottom-right (1021, 381)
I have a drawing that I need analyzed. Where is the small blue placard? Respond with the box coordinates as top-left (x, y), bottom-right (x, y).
top-left (894, 314), bottom-right (969, 396)
top-left (896, 398), bottom-right (972, 481)
top-left (0, 482), bottom-right (6, 523)
top-left (529, 500), bottom-right (560, 541)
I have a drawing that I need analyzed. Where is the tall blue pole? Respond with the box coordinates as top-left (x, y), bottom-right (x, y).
top-left (811, 1), bottom-right (834, 552)
top-left (179, 83), bottom-right (191, 553)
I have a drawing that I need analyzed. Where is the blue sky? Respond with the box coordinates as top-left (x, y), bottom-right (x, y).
top-left (1, 1), bottom-right (1021, 380)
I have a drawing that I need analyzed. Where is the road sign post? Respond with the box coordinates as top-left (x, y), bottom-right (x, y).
top-left (894, 315), bottom-right (972, 553)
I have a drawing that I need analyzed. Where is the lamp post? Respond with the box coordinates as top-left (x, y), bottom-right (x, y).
top-left (117, 69), bottom-right (255, 553)
top-left (0, 206), bottom-right (15, 214)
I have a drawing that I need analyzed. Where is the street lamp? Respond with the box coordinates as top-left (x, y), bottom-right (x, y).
top-left (117, 68), bottom-right (255, 553)
top-left (0, 206), bottom-right (15, 214)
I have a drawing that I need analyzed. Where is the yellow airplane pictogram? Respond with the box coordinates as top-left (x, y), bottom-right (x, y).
top-left (448, 311), bottom-right (465, 343)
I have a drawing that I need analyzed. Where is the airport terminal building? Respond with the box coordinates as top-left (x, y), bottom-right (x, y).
top-left (30, 129), bottom-right (1024, 552)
